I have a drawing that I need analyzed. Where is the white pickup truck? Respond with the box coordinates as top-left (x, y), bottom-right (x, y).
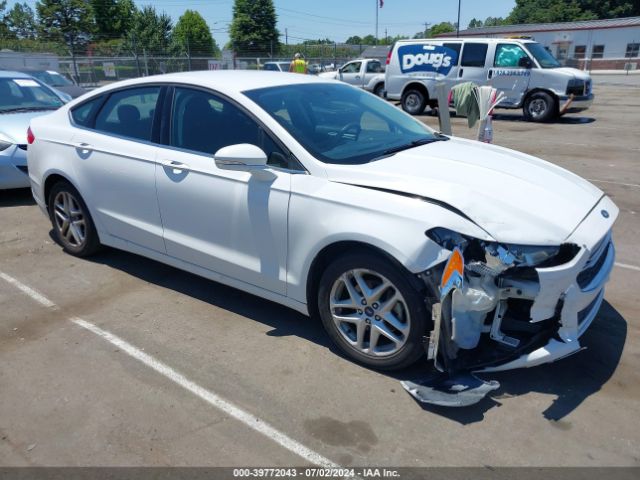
top-left (319, 58), bottom-right (386, 96)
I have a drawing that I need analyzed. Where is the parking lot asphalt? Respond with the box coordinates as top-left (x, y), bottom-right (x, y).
top-left (1, 83), bottom-right (639, 467)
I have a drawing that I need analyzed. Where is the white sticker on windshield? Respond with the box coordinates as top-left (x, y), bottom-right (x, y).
top-left (13, 79), bottom-right (40, 87)
top-left (46, 70), bottom-right (57, 74)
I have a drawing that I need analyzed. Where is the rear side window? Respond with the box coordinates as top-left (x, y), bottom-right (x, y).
top-left (70, 95), bottom-right (104, 127)
top-left (443, 43), bottom-right (462, 65)
top-left (95, 87), bottom-right (160, 141)
top-left (461, 43), bottom-right (488, 67)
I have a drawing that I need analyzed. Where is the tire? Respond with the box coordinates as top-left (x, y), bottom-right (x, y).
top-left (401, 88), bottom-right (427, 115)
top-left (373, 83), bottom-right (385, 98)
top-left (523, 91), bottom-right (557, 122)
top-left (48, 180), bottom-right (100, 257)
top-left (317, 251), bottom-right (430, 370)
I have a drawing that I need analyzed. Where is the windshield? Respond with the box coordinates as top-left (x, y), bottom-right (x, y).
top-left (244, 83), bottom-right (440, 164)
top-left (525, 43), bottom-right (561, 69)
top-left (0, 77), bottom-right (64, 113)
top-left (29, 71), bottom-right (74, 87)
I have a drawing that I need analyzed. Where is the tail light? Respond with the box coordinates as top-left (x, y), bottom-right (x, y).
top-left (386, 49), bottom-right (392, 65)
top-left (27, 126), bottom-right (35, 145)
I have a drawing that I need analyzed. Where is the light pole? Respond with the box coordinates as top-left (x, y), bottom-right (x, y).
top-left (456, 0), bottom-right (461, 38)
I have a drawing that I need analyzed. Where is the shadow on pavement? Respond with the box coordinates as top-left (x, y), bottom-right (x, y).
top-left (86, 247), bottom-right (626, 425)
top-left (492, 113), bottom-right (596, 124)
top-left (0, 188), bottom-right (35, 207)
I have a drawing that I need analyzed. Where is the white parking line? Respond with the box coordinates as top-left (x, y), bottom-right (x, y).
top-left (0, 271), bottom-right (57, 308)
top-left (0, 270), bottom-right (339, 469)
top-left (616, 262), bottom-right (640, 272)
top-left (71, 317), bottom-right (339, 468)
top-left (587, 179), bottom-right (640, 189)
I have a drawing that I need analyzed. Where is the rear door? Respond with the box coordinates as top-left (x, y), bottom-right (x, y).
top-left (458, 42), bottom-right (489, 85)
top-left (70, 86), bottom-right (165, 252)
top-left (488, 43), bottom-right (532, 107)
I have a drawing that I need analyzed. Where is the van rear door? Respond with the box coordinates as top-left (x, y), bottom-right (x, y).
top-left (488, 43), bottom-right (532, 107)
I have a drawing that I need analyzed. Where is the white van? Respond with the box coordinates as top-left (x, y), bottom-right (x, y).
top-left (385, 37), bottom-right (593, 122)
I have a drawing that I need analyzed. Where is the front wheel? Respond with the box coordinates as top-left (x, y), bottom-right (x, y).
top-left (317, 252), bottom-right (430, 370)
top-left (523, 91), bottom-right (557, 122)
top-left (373, 83), bottom-right (385, 97)
top-left (401, 89), bottom-right (427, 115)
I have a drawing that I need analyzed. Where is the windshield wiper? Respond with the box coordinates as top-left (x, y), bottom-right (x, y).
top-left (0, 107), bottom-right (58, 114)
top-left (378, 135), bottom-right (449, 158)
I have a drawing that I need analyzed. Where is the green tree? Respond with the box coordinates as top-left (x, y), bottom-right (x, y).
top-left (0, 1), bottom-right (13, 38)
top-left (36, 0), bottom-right (95, 80)
top-left (173, 10), bottom-right (219, 57)
top-left (91, 0), bottom-right (136, 39)
top-left (429, 22), bottom-right (455, 37)
top-left (508, 0), bottom-right (640, 23)
top-left (6, 3), bottom-right (37, 39)
top-left (468, 18), bottom-right (483, 29)
top-left (230, 0), bottom-right (279, 56)
top-left (484, 16), bottom-right (507, 27)
top-left (127, 5), bottom-right (172, 55)
top-left (345, 35), bottom-right (362, 45)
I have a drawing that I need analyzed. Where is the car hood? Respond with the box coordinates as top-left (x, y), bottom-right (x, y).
top-left (323, 137), bottom-right (603, 245)
top-left (0, 111), bottom-right (53, 144)
top-left (549, 67), bottom-right (592, 82)
top-left (55, 85), bottom-right (87, 98)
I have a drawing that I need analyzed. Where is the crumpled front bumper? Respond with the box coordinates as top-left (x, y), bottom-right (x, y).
top-left (479, 196), bottom-right (618, 372)
top-left (0, 144), bottom-right (30, 190)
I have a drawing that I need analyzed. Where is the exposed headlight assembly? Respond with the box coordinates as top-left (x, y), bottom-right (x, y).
top-left (426, 227), bottom-right (563, 267)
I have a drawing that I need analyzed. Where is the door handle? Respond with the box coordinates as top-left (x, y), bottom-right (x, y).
top-left (72, 142), bottom-right (93, 151)
top-left (162, 160), bottom-right (190, 173)
top-left (488, 69), bottom-right (493, 79)
top-left (355, 75), bottom-right (360, 79)
top-left (458, 68), bottom-right (464, 78)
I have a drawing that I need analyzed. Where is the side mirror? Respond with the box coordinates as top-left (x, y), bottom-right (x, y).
top-left (518, 57), bottom-right (533, 69)
top-left (214, 144), bottom-right (267, 171)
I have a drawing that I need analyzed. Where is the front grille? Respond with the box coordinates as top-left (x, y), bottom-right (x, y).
top-left (567, 83), bottom-right (586, 96)
top-left (17, 144), bottom-right (27, 151)
top-left (577, 234), bottom-right (611, 290)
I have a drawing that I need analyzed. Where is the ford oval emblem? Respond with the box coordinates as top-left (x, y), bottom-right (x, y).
top-left (601, 210), bottom-right (610, 218)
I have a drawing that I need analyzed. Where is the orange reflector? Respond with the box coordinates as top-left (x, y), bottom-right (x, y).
top-left (440, 247), bottom-right (464, 295)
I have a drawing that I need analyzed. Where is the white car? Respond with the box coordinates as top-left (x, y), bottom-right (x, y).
top-left (27, 71), bottom-right (616, 381)
top-left (0, 70), bottom-right (68, 189)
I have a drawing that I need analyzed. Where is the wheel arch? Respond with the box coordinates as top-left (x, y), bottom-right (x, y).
top-left (401, 81), bottom-right (430, 100)
top-left (305, 240), bottom-right (426, 320)
top-left (43, 172), bottom-right (79, 214)
top-left (523, 88), bottom-right (559, 109)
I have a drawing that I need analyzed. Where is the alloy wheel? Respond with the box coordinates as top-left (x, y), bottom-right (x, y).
top-left (53, 191), bottom-right (87, 248)
top-left (329, 269), bottom-right (410, 357)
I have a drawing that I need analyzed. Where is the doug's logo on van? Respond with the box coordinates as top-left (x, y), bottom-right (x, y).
top-left (398, 44), bottom-right (457, 75)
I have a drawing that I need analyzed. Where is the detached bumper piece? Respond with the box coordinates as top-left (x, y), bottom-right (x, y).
top-left (401, 373), bottom-right (499, 407)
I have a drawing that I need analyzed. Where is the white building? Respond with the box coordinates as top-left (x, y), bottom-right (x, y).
top-left (447, 16), bottom-right (640, 70)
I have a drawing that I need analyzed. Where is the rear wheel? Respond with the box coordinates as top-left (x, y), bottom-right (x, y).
top-left (48, 181), bottom-right (100, 257)
top-left (523, 91), bottom-right (557, 122)
top-left (401, 88), bottom-right (427, 115)
top-left (317, 252), bottom-right (429, 370)
top-left (373, 83), bottom-right (385, 97)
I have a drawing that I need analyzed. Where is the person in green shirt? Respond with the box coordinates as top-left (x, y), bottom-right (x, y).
top-left (289, 53), bottom-right (308, 74)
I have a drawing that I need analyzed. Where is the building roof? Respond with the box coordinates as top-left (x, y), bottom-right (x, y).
top-left (441, 16), bottom-right (640, 37)
top-left (360, 45), bottom-right (391, 58)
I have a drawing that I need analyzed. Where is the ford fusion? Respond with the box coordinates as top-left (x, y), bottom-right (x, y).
top-left (27, 72), bottom-right (617, 396)
top-left (1, 71), bottom-right (66, 189)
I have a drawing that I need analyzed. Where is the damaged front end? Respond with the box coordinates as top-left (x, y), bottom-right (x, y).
top-left (402, 197), bottom-right (617, 407)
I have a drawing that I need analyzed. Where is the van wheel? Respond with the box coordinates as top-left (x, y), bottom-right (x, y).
top-left (373, 83), bottom-right (385, 97)
top-left (401, 89), bottom-right (427, 115)
top-left (523, 91), bottom-right (557, 122)
top-left (317, 252), bottom-right (430, 370)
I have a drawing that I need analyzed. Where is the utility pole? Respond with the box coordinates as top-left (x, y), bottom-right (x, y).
top-left (385, 28), bottom-right (388, 44)
top-left (456, 0), bottom-right (461, 37)
top-left (423, 22), bottom-right (431, 38)
top-left (285, 28), bottom-right (288, 45)
top-left (186, 36), bottom-right (192, 71)
top-left (375, 0), bottom-right (378, 45)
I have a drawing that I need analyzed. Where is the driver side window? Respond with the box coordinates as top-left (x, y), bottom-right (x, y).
top-left (170, 87), bottom-right (297, 170)
top-left (494, 44), bottom-right (529, 68)
top-left (342, 62), bottom-right (361, 74)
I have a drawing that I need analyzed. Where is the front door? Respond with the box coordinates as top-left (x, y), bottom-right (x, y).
top-left (155, 87), bottom-right (291, 294)
top-left (488, 43), bottom-right (532, 107)
top-left (70, 85), bottom-right (165, 252)
top-left (340, 61), bottom-right (364, 87)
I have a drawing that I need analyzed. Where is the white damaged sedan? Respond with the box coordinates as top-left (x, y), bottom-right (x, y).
top-left (27, 72), bottom-right (617, 399)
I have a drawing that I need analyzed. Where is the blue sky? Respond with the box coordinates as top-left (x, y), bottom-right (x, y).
top-left (14, 0), bottom-right (516, 45)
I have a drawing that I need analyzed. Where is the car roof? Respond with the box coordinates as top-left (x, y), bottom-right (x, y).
top-left (85, 70), bottom-right (333, 97)
top-left (396, 37), bottom-right (535, 44)
top-left (0, 70), bottom-right (35, 79)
